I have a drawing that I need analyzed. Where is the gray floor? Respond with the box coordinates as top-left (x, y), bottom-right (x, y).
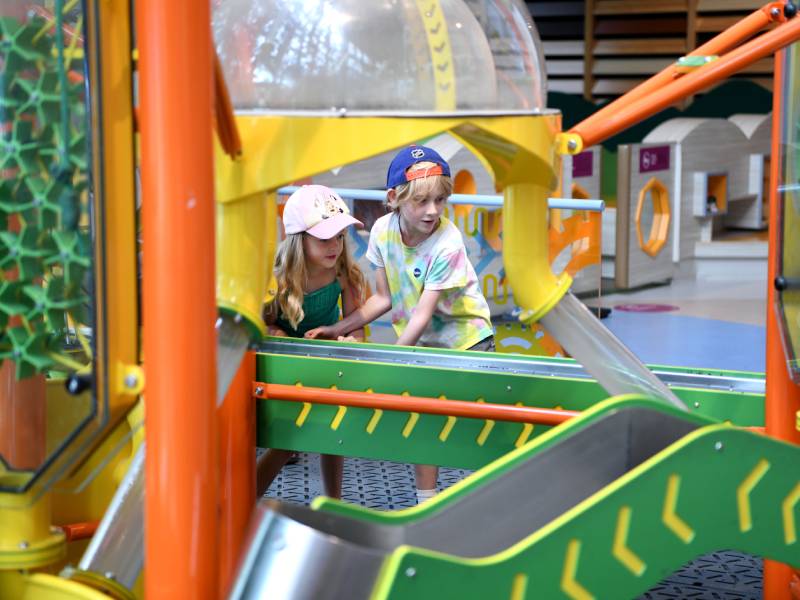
top-left (263, 451), bottom-right (763, 600)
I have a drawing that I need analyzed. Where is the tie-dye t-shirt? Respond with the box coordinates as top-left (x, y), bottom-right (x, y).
top-left (366, 212), bottom-right (493, 350)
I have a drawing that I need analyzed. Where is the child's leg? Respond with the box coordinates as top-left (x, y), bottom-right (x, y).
top-left (414, 464), bottom-right (438, 503)
top-left (255, 449), bottom-right (293, 497)
top-left (320, 454), bottom-right (344, 499)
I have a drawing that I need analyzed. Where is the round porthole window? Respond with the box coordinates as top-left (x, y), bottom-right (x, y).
top-left (635, 177), bottom-right (670, 258)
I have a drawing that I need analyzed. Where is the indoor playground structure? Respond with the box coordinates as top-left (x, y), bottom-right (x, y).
top-left (0, 1), bottom-right (799, 599)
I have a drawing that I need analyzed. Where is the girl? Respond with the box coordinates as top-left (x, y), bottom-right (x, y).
top-left (306, 145), bottom-right (494, 504)
top-left (257, 184), bottom-right (366, 498)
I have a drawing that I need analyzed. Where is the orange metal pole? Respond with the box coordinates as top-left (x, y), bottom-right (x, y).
top-left (254, 383), bottom-right (579, 426)
top-left (138, 0), bottom-right (218, 598)
top-left (218, 352), bottom-right (256, 598)
top-left (763, 44), bottom-right (800, 600)
top-left (571, 13), bottom-right (800, 150)
top-left (573, 2), bottom-right (784, 135)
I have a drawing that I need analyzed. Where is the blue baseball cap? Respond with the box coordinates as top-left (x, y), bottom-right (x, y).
top-left (386, 145), bottom-right (451, 190)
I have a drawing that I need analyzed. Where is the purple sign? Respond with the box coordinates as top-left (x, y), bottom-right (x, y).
top-left (572, 151), bottom-right (593, 178)
top-left (639, 145), bottom-right (670, 173)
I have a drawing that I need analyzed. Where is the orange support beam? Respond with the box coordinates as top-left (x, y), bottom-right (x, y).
top-left (575, 2), bottom-right (785, 134)
top-left (138, 0), bottom-right (218, 598)
top-left (763, 46), bottom-right (800, 600)
top-left (254, 383), bottom-right (579, 426)
top-left (218, 352), bottom-right (256, 598)
top-left (570, 10), bottom-right (800, 150)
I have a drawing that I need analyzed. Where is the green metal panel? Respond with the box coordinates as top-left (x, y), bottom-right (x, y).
top-left (256, 344), bottom-right (764, 470)
top-left (368, 422), bottom-right (800, 600)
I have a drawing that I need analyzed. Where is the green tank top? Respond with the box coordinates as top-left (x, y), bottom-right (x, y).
top-left (274, 279), bottom-right (342, 338)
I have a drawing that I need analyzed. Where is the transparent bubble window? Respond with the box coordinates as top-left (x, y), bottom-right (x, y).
top-left (213, 0), bottom-right (547, 113)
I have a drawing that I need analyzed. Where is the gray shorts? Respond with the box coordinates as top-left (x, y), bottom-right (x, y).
top-left (466, 335), bottom-right (495, 352)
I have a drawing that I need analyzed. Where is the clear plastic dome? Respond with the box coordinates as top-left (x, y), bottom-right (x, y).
top-left (213, 0), bottom-right (547, 114)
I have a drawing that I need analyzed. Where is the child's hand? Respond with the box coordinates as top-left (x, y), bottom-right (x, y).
top-left (304, 325), bottom-right (336, 339)
top-left (337, 335), bottom-right (359, 343)
top-left (267, 325), bottom-right (289, 337)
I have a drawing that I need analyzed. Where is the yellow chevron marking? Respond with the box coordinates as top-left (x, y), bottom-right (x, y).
top-left (295, 402), bottom-right (312, 427)
top-left (612, 506), bottom-right (646, 576)
top-left (366, 409), bottom-right (383, 434)
top-left (662, 474), bottom-right (695, 543)
top-left (331, 406), bottom-right (347, 430)
top-left (781, 482), bottom-right (800, 545)
top-left (737, 459), bottom-right (770, 532)
top-left (509, 573), bottom-right (528, 600)
top-left (514, 402), bottom-right (534, 447)
top-left (402, 392), bottom-right (419, 439)
top-left (561, 539), bottom-right (594, 600)
top-left (414, 0), bottom-right (455, 110)
top-left (476, 398), bottom-right (495, 446)
top-left (439, 416), bottom-right (457, 442)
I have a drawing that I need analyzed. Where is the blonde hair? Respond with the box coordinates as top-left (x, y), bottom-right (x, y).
top-left (386, 161), bottom-right (453, 211)
top-left (265, 232), bottom-right (366, 330)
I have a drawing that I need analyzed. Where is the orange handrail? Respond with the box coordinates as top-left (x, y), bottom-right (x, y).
top-left (573, 2), bottom-right (786, 138)
top-left (570, 12), bottom-right (800, 151)
top-left (254, 382), bottom-right (579, 426)
top-left (59, 521), bottom-right (99, 542)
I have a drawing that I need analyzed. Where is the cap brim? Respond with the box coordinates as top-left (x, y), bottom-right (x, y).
top-left (305, 214), bottom-right (364, 239)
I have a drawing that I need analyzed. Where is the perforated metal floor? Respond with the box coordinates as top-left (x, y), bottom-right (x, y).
top-left (262, 451), bottom-right (763, 600)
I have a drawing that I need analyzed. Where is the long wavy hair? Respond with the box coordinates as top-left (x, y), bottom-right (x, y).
top-left (265, 232), bottom-right (366, 330)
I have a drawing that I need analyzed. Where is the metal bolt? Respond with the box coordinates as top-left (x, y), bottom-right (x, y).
top-left (567, 139), bottom-right (578, 151)
top-left (255, 386), bottom-right (264, 396)
top-left (693, 401), bottom-right (700, 408)
top-left (105, 571), bottom-right (116, 581)
top-left (338, 371), bottom-right (343, 378)
top-left (771, 7), bottom-right (781, 17)
top-left (338, 439), bottom-right (343, 445)
top-left (124, 374), bottom-right (138, 389)
top-left (506, 385), bottom-right (512, 392)
top-left (405, 567), bottom-right (416, 578)
top-left (714, 441), bottom-right (724, 452)
top-left (19, 540), bottom-right (29, 549)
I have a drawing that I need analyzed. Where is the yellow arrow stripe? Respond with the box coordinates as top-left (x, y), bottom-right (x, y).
top-left (403, 414), bottom-right (420, 438)
top-left (782, 481), bottom-right (800, 545)
top-left (476, 398), bottom-right (494, 446)
top-left (737, 459), bottom-right (770, 532)
top-left (366, 409), bottom-right (383, 434)
top-left (295, 402), bottom-right (312, 427)
top-left (414, 0), bottom-right (455, 110)
top-left (612, 506), bottom-right (646, 576)
top-left (514, 402), bottom-right (534, 447)
top-left (561, 539), bottom-right (594, 600)
top-left (662, 474), bottom-right (695, 543)
top-left (331, 406), bottom-right (347, 430)
top-left (439, 416), bottom-right (457, 442)
top-left (509, 573), bottom-right (528, 600)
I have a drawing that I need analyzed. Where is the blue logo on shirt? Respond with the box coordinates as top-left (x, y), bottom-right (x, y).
top-left (413, 267), bottom-right (422, 278)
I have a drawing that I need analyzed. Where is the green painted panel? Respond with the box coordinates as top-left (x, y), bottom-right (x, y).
top-left (372, 425), bottom-right (800, 600)
top-left (256, 348), bottom-right (764, 470)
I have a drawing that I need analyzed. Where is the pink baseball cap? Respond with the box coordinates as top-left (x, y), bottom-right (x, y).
top-left (282, 185), bottom-right (363, 239)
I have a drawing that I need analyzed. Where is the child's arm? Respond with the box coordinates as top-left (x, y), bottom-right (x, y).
top-left (305, 268), bottom-right (392, 339)
top-left (395, 288), bottom-right (441, 346)
top-left (339, 276), bottom-right (365, 342)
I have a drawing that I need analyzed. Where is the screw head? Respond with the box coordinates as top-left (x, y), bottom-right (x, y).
top-left (405, 567), bottom-right (416, 578)
top-left (693, 401), bottom-right (700, 408)
top-left (567, 139), bottom-right (578, 151)
top-left (714, 441), bottom-right (724, 451)
top-left (338, 371), bottom-right (343, 378)
top-left (771, 6), bottom-right (781, 17)
top-left (506, 385), bottom-right (512, 392)
top-left (104, 571), bottom-right (116, 581)
top-left (124, 374), bottom-right (138, 389)
top-left (255, 386), bottom-right (264, 396)
top-left (18, 540), bottom-right (29, 549)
